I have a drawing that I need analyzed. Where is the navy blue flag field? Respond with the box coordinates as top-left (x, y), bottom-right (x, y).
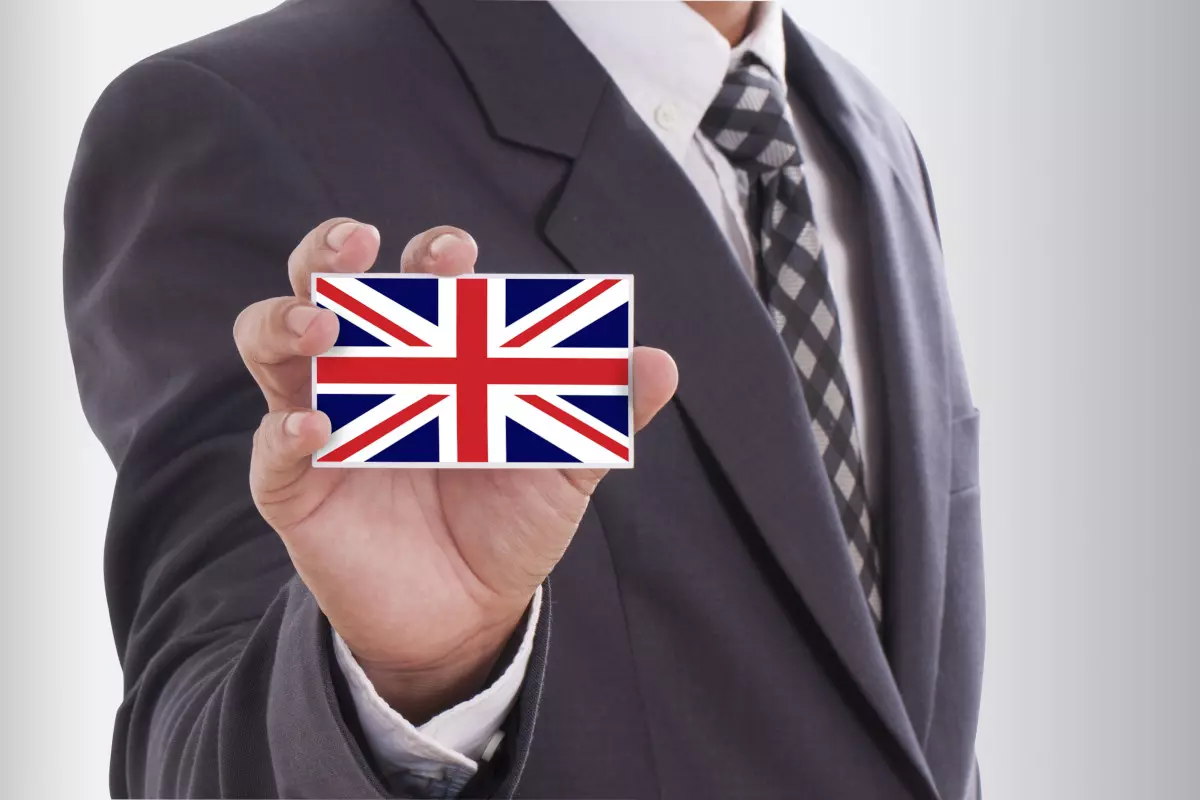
top-left (310, 273), bottom-right (634, 467)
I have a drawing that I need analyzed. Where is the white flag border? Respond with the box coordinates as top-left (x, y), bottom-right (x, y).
top-left (310, 273), bottom-right (635, 469)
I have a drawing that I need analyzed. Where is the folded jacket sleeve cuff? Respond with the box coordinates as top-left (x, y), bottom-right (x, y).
top-left (331, 586), bottom-right (544, 788)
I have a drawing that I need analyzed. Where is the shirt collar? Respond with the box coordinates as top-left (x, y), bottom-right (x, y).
top-left (734, 3), bottom-right (787, 82)
top-left (550, 1), bottom-right (788, 165)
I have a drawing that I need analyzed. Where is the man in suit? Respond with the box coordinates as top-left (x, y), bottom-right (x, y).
top-left (65, 1), bottom-right (984, 798)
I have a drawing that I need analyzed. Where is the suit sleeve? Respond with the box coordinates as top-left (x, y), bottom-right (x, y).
top-left (907, 127), bottom-right (942, 245)
top-left (334, 587), bottom-right (543, 792)
top-left (65, 56), bottom-right (395, 799)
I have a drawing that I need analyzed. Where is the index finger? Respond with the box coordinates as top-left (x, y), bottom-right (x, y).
top-left (287, 217), bottom-right (382, 298)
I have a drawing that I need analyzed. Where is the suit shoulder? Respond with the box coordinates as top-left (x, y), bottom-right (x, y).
top-left (797, 30), bottom-right (935, 209)
top-left (799, 30), bottom-right (914, 140)
top-left (98, 0), bottom-right (432, 120)
top-left (167, 0), bottom-right (422, 76)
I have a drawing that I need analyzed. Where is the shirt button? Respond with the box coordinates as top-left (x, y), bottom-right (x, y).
top-left (654, 102), bottom-right (679, 131)
top-left (482, 730), bottom-right (505, 761)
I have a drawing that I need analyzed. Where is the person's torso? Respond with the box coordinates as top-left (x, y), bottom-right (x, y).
top-left (168, 2), bottom-right (985, 797)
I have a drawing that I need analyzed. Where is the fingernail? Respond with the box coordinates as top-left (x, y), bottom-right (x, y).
top-left (287, 305), bottom-right (321, 336)
top-left (284, 412), bottom-right (307, 437)
top-left (326, 221), bottom-right (361, 251)
top-left (428, 231), bottom-right (465, 260)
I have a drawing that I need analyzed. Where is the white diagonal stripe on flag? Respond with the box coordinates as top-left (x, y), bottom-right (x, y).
top-left (502, 280), bottom-right (629, 352)
top-left (492, 277), bottom-right (608, 345)
top-left (501, 391), bottom-right (629, 465)
top-left (506, 388), bottom-right (633, 450)
top-left (314, 275), bottom-right (447, 352)
top-left (313, 386), bottom-right (452, 462)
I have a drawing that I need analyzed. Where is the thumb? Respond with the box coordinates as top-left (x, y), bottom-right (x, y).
top-left (250, 409), bottom-right (332, 530)
top-left (629, 346), bottom-right (679, 433)
top-left (560, 345), bottom-right (679, 493)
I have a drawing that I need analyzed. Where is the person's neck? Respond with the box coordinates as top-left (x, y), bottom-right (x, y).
top-left (684, 2), bottom-right (757, 46)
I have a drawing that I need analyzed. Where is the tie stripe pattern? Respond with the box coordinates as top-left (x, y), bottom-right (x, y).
top-left (701, 58), bottom-right (883, 628)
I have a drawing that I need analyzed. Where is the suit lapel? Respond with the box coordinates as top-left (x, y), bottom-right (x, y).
top-left (540, 82), bottom-right (940, 783)
top-left (416, 1), bottom-right (939, 791)
top-left (785, 21), bottom-right (956, 756)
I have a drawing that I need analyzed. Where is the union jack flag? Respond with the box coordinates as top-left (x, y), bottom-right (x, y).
top-left (311, 273), bottom-right (633, 467)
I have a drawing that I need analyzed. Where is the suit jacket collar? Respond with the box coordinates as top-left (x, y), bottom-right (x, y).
top-left (414, 2), bottom-right (950, 795)
top-left (416, 0), bottom-right (605, 158)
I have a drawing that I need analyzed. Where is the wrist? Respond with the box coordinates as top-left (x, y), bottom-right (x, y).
top-left (350, 604), bottom-right (528, 724)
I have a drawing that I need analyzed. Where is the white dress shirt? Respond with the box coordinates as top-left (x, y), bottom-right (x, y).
top-left (334, 1), bottom-right (881, 790)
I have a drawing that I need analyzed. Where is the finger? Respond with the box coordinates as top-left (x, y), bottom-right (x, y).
top-left (630, 346), bottom-right (679, 432)
top-left (559, 346), bottom-right (678, 493)
top-left (288, 217), bottom-right (381, 298)
top-left (234, 297), bottom-right (339, 409)
top-left (400, 225), bottom-right (478, 276)
top-left (250, 409), bottom-right (332, 520)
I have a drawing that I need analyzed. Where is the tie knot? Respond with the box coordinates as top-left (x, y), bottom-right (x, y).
top-left (700, 59), bottom-right (800, 176)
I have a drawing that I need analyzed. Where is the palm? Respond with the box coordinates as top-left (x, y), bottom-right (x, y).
top-left (272, 463), bottom-right (590, 666)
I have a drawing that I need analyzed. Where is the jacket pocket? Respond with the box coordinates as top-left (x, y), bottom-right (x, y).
top-left (950, 409), bottom-right (981, 494)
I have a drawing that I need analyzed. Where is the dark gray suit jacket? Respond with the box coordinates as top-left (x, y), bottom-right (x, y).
top-left (64, 1), bottom-right (984, 798)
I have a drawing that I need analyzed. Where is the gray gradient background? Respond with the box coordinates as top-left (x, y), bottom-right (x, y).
top-left (2, 1), bottom-right (1196, 797)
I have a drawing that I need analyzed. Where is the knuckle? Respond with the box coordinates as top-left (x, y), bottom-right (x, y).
top-left (399, 231), bottom-right (428, 268)
top-left (237, 298), bottom-right (299, 367)
top-left (232, 307), bottom-right (249, 342)
top-left (562, 469), bottom-right (604, 501)
top-left (287, 238), bottom-right (314, 277)
top-left (232, 304), bottom-right (258, 352)
top-left (232, 303), bottom-right (267, 359)
top-left (253, 414), bottom-right (279, 455)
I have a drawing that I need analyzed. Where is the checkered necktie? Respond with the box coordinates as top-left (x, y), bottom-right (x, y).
top-left (701, 58), bottom-right (883, 628)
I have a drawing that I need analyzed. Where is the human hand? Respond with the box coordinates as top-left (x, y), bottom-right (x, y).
top-left (233, 218), bottom-right (678, 721)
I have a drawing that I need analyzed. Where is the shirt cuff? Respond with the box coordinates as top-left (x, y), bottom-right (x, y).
top-left (331, 587), bottom-right (543, 789)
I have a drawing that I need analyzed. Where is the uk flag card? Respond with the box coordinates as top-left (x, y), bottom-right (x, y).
top-left (310, 273), bottom-right (634, 468)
